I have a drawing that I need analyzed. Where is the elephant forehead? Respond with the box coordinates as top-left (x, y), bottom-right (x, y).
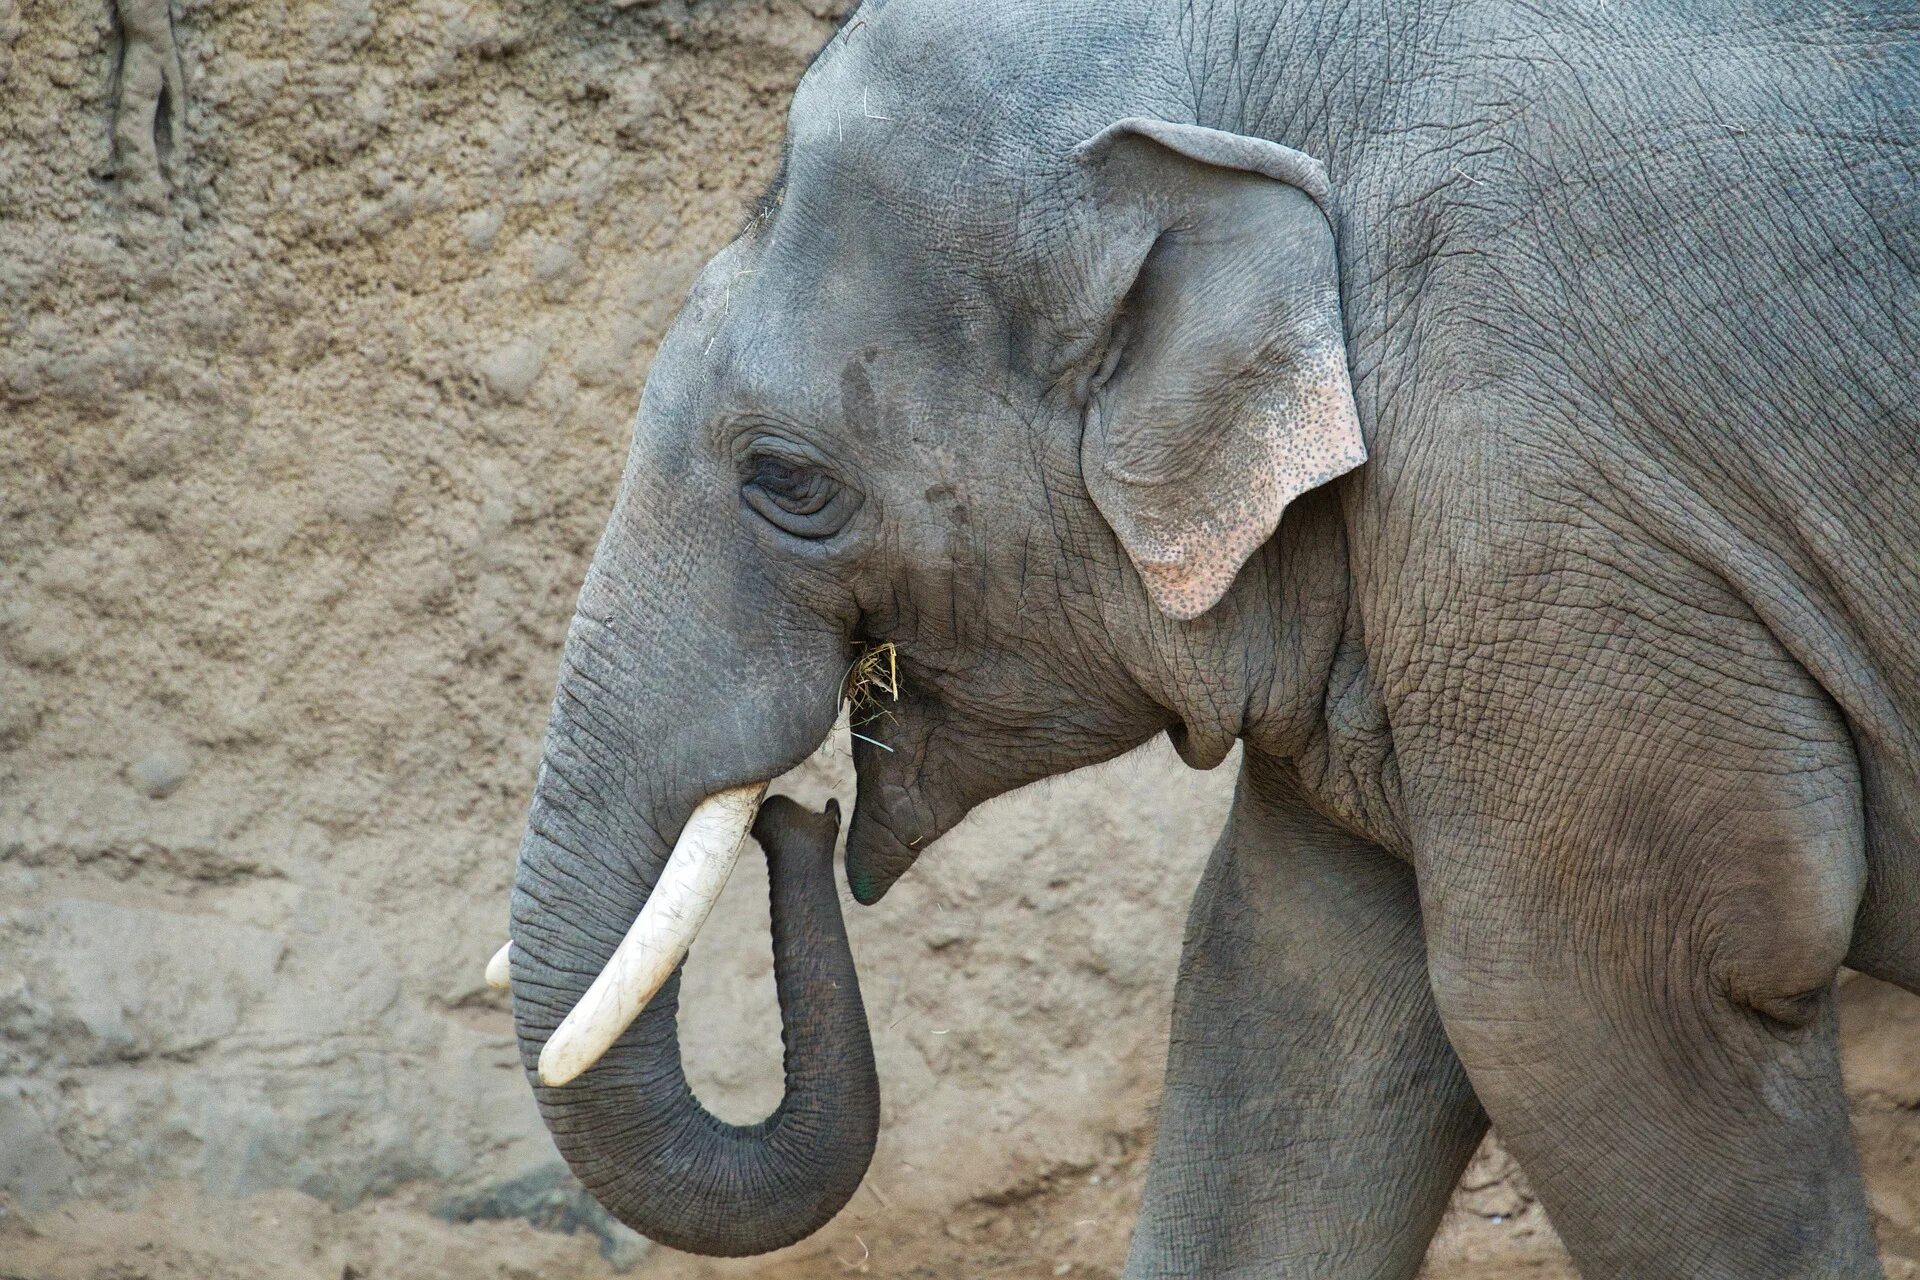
top-left (681, 239), bottom-right (1015, 432)
top-left (781, 7), bottom-right (1088, 243)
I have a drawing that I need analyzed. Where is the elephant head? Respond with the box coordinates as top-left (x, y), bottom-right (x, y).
top-left (504, 0), bottom-right (1365, 1255)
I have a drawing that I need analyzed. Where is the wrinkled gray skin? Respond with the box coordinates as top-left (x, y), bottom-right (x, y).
top-left (506, 0), bottom-right (1920, 1274)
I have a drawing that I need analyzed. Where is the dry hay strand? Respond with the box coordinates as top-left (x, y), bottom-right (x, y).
top-left (843, 641), bottom-right (901, 751)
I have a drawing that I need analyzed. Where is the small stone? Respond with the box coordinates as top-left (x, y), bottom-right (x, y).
top-left (132, 749), bottom-right (190, 799)
top-left (923, 922), bottom-right (967, 952)
top-left (531, 241), bottom-right (583, 301)
top-left (476, 337), bottom-right (544, 402)
top-left (460, 207), bottom-right (503, 252)
top-left (530, 241), bottom-right (578, 285)
top-left (8, 610), bottom-right (84, 670)
top-left (324, 454), bottom-right (401, 525)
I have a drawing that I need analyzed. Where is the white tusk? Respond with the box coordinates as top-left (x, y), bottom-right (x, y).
top-left (538, 782), bottom-right (768, 1087)
top-left (485, 941), bottom-right (512, 990)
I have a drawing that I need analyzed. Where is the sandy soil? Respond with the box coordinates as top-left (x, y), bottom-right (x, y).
top-left (6, 972), bottom-right (1919, 1277)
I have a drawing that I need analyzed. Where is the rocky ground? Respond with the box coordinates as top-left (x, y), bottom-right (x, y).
top-left (3, 0), bottom-right (1918, 1276)
top-left (6, 972), bottom-right (1920, 1280)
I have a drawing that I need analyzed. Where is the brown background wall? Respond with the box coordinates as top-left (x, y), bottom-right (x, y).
top-left (3, 2), bottom-right (1917, 1276)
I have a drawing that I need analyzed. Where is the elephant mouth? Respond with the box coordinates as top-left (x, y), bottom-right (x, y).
top-left (489, 780), bottom-right (771, 1085)
top-left (844, 789), bottom-right (933, 905)
top-left (844, 718), bottom-right (968, 904)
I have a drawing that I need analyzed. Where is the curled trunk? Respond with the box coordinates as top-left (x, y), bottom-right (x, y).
top-left (513, 790), bottom-right (878, 1256)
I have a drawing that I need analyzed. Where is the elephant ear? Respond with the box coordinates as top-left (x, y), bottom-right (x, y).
top-left (1072, 118), bottom-right (1366, 621)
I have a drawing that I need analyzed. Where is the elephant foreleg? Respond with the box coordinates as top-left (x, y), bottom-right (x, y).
top-left (1124, 754), bottom-right (1486, 1280)
top-left (1417, 754), bottom-right (1879, 1278)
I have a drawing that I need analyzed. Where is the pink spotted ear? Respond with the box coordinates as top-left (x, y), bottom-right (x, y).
top-left (1074, 119), bottom-right (1366, 621)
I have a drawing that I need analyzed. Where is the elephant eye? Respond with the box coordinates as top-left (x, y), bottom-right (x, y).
top-left (742, 450), bottom-right (861, 539)
top-left (751, 456), bottom-right (827, 510)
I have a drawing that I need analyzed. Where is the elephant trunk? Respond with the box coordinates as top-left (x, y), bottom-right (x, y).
top-left (507, 600), bottom-right (876, 1256)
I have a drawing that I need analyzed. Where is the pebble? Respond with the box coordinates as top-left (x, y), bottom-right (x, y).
top-left (476, 337), bottom-right (544, 402)
top-left (132, 748), bottom-right (190, 799)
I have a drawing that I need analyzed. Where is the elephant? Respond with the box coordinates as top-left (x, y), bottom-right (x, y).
top-left (496, 0), bottom-right (1920, 1274)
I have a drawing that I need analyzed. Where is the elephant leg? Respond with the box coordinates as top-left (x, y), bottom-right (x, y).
top-left (1124, 754), bottom-right (1487, 1280)
top-left (1421, 814), bottom-right (1879, 1278)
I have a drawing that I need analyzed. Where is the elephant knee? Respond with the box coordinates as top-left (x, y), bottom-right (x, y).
top-left (1426, 839), bottom-right (1865, 1057)
top-left (1704, 833), bottom-right (1863, 1029)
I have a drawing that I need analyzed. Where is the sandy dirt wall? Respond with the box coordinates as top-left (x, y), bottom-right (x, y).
top-left (2, 1), bottom-right (1918, 1277)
